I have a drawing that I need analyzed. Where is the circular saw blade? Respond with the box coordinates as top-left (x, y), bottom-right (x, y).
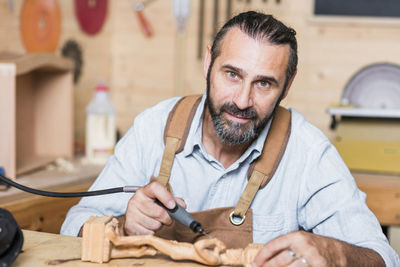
top-left (20, 0), bottom-right (61, 53)
top-left (341, 63), bottom-right (400, 109)
top-left (75, 0), bottom-right (108, 35)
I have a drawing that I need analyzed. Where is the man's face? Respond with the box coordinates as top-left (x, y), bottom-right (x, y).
top-left (205, 27), bottom-right (291, 145)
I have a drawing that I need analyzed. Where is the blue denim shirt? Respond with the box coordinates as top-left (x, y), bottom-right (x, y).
top-left (61, 94), bottom-right (399, 266)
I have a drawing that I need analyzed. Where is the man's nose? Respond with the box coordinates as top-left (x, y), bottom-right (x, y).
top-left (232, 83), bottom-right (253, 110)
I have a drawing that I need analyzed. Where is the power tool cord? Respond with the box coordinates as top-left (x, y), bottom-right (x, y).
top-left (0, 173), bottom-right (125, 197)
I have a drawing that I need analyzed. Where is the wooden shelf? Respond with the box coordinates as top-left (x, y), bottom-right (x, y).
top-left (0, 53), bottom-right (74, 179)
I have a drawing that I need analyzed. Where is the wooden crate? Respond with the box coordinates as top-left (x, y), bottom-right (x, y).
top-left (0, 53), bottom-right (74, 179)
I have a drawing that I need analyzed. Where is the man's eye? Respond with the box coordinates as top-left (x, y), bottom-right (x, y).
top-left (227, 71), bottom-right (237, 79)
top-left (258, 80), bottom-right (270, 88)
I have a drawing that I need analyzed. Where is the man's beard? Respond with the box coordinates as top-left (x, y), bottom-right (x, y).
top-left (206, 84), bottom-right (282, 146)
top-left (207, 98), bottom-right (268, 145)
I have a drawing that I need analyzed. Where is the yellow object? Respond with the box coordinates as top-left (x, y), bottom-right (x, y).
top-left (334, 117), bottom-right (400, 174)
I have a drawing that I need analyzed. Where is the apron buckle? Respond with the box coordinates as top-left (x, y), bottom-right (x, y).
top-left (229, 211), bottom-right (246, 226)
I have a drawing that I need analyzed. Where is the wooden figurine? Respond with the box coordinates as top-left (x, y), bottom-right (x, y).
top-left (81, 216), bottom-right (263, 266)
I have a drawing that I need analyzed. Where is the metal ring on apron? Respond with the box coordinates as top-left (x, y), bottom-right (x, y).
top-left (229, 211), bottom-right (246, 226)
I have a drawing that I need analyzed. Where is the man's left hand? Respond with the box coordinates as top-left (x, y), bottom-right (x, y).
top-left (252, 231), bottom-right (385, 267)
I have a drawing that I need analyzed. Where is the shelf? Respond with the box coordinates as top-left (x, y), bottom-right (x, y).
top-left (0, 53), bottom-right (74, 179)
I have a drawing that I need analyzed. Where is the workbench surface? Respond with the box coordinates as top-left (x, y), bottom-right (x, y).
top-left (14, 230), bottom-right (212, 267)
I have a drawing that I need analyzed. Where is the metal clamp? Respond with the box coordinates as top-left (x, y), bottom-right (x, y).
top-left (229, 211), bottom-right (245, 226)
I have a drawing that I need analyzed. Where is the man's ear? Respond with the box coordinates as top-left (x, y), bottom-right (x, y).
top-left (203, 45), bottom-right (212, 79)
top-left (282, 71), bottom-right (297, 100)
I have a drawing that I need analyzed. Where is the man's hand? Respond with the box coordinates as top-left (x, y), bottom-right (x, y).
top-left (252, 231), bottom-right (385, 267)
top-left (124, 181), bottom-right (186, 236)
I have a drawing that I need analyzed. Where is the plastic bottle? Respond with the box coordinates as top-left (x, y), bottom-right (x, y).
top-left (85, 80), bottom-right (116, 165)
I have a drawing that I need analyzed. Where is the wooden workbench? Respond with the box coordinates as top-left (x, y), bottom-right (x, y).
top-left (13, 230), bottom-right (207, 267)
top-left (354, 172), bottom-right (400, 226)
top-left (0, 162), bottom-right (103, 233)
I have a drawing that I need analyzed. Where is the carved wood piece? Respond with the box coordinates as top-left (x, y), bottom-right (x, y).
top-left (82, 216), bottom-right (263, 266)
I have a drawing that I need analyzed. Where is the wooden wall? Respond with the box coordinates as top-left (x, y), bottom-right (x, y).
top-left (1, 0), bottom-right (400, 145)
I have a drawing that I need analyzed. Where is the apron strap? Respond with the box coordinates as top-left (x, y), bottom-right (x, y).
top-left (231, 106), bottom-right (291, 224)
top-left (156, 95), bottom-right (202, 187)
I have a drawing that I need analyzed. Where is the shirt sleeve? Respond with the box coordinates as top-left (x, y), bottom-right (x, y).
top-left (298, 141), bottom-right (400, 267)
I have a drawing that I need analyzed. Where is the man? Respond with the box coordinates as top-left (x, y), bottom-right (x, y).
top-left (61, 11), bottom-right (399, 266)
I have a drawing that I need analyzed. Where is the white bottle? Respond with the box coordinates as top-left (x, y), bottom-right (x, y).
top-left (85, 80), bottom-right (116, 165)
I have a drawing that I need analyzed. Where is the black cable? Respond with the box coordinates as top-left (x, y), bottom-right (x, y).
top-left (0, 173), bottom-right (124, 198)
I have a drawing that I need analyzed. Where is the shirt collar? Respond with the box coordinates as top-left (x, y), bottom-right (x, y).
top-left (182, 93), bottom-right (272, 163)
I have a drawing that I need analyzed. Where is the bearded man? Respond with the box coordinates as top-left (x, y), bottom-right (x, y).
top-left (62, 11), bottom-right (399, 267)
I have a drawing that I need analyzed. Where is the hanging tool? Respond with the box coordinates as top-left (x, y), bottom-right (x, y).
top-left (197, 0), bottom-right (205, 60)
top-left (173, 0), bottom-right (191, 33)
top-left (8, 0), bottom-right (14, 11)
top-left (173, 0), bottom-right (191, 96)
top-left (226, 0), bottom-right (232, 21)
top-left (61, 40), bottom-right (83, 84)
top-left (133, 0), bottom-right (157, 38)
top-left (20, 0), bottom-right (61, 53)
top-left (75, 0), bottom-right (108, 36)
top-left (213, 0), bottom-right (219, 38)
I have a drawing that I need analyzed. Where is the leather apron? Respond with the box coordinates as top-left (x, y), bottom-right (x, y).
top-left (152, 95), bottom-right (291, 249)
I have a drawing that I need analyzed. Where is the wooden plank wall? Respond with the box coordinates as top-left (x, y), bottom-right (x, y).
top-left (1, 0), bottom-right (400, 145)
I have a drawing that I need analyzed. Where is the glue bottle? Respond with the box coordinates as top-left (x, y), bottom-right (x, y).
top-left (85, 79), bottom-right (116, 165)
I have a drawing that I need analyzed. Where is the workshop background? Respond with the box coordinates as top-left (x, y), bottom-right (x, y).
top-left (1, 0), bottom-right (400, 256)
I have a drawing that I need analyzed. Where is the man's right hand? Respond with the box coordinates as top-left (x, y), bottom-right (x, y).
top-left (124, 181), bottom-right (186, 235)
